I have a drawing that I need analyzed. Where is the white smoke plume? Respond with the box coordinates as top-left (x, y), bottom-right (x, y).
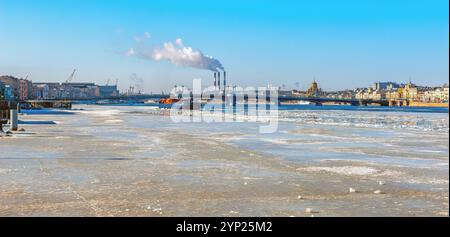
top-left (129, 73), bottom-right (144, 92)
top-left (127, 37), bottom-right (225, 72)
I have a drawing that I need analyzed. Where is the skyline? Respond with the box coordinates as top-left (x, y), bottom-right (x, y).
top-left (0, 0), bottom-right (448, 93)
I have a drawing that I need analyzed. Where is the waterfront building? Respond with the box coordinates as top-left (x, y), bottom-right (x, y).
top-left (400, 82), bottom-right (418, 100)
top-left (0, 76), bottom-right (33, 101)
top-left (355, 88), bottom-right (385, 101)
top-left (291, 89), bottom-right (306, 97)
top-left (31, 82), bottom-right (120, 100)
top-left (32, 84), bottom-right (50, 100)
top-left (19, 79), bottom-right (33, 100)
top-left (419, 86), bottom-right (449, 103)
top-left (60, 82), bottom-right (97, 99)
top-left (444, 85), bottom-right (449, 102)
top-left (33, 82), bottom-right (63, 99)
top-left (3, 85), bottom-right (14, 102)
top-left (385, 89), bottom-right (400, 101)
top-left (96, 85), bottom-right (120, 97)
top-left (0, 76), bottom-right (20, 100)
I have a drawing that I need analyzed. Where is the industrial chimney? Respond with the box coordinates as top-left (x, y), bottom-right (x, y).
top-left (214, 72), bottom-right (217, 90)
top-left (223, 71), bottom-right (227, 89)
top-left (217, 72), bottom-right (221, 90)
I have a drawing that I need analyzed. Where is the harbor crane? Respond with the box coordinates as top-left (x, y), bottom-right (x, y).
top-left (65, 69), bottom-right (76, 84)
top-left (105, 79), bottom-right (118, 86)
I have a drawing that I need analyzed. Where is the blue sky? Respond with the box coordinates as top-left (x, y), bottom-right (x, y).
top-left (0, 0), bottom-right (448, 92)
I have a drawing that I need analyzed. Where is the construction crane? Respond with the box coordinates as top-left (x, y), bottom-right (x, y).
top-left (105, 79), bottom-right (110, 86)
top-left (65, 69), bottom-right (76, 84)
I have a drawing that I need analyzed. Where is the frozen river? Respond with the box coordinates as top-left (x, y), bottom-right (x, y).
top-left (0, 104), bottom-right (448, 216)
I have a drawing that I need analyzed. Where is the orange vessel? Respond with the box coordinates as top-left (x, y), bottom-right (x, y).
top-left (159, 98), bottom-right (180, 105)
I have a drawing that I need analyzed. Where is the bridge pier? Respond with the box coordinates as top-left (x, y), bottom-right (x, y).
top-left (10, 109), bottom-right (18, 131)
top-left (388, 100), bottom-right (411, 107)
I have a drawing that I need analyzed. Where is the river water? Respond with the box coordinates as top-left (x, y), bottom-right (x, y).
top-left (0, 104), bottom-right (448, 216)
top-left (122, 104), bottom-right (449, 169)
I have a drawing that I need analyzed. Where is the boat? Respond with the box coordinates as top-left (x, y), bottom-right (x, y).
top-left (159, 98), bottom-right (181, 105)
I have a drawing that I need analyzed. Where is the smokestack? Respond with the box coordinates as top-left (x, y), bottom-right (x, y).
top-left (223, 71), bottom-right (227, 89)
top-left (217, 72), bottom-right (221, 90)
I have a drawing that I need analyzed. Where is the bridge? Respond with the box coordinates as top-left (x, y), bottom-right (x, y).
top-left (25, 94), bottom-right (169, 102)
top-left (22, 94), bottom-right (392, 108)
top-left (278, 96), bottom-right (389, 106)
top-left (22, 94), bottom-right (170, 109)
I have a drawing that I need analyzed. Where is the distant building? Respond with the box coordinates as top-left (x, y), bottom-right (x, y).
top-left (32, 84), bottom-right (50, 100)
top-left (19, 79), bottom-right (33, 100)
top-left (62, 82), bottom-right (96, 88)
top-left (355, 87), bottom-right (385, 100)
top-left (4, 85), bottom-right (14, 102)
top-left (31, 82), bottom-right (121, 99)
top-left (60, 82), bottom-right (97, 99)
top-left (0, 75), bottom-right (20, 100)
top-left (324, 90), bottom-right (354, 99)
top-left (418, 85), bottom-right (449, 103)
top-left (33, 82), bottom-right (62, 99)
top-left (373, 82), bottom-right (400, 91)
top-left (291, 89), bottom-right (306, 97)
top-left (306, 80), bottom-right (322, 97)
top-left (2, 76), bottom-right (127, 100)
top-left (400, 82), bottom-right (418, 100)
top-left (96, 85), bottom-right (119, 97)
top-left (384, 82), bottom-right (417, 101)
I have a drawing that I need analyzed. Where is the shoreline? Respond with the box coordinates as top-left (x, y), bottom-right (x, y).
top-left (408, 102), bottom-right (449, 108)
